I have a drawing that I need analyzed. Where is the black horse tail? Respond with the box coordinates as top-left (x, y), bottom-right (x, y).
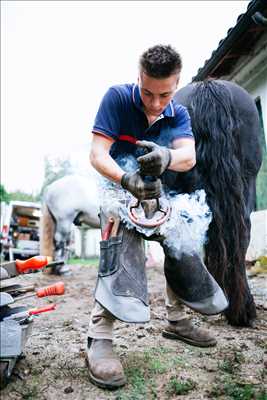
top-left (190, 80), bottom-right (254, 326)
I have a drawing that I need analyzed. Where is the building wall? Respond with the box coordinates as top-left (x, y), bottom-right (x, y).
top-left (229, 32), bottom-right (267, 213)
top-left (223, 32), bottom-right (267, 256)
top-left (246, 210), bottom-right (267, 261)
top-left (73, 227), bottom-right (101, 258)
top-left (228, 31), bottom-right (267, 144)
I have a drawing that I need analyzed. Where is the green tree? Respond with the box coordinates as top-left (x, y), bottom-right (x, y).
top-left (0, 184), bottom-right (10, 203)
top-left (39, 156), bottom-right (73, 198)
top-left (9, 190), bottom-right (38, 202)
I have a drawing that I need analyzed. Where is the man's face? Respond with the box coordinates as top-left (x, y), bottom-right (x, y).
top-left (138, 71), bottom-right (179, 117)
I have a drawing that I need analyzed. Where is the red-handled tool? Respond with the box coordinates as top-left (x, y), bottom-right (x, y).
top-left (3, 303), bottom-right (56, 321)
top-left (0, 256), bottom-right (49, 279)
top-left (14, 282), bottom-right (65, 301)
top-left (102, 217), bottom-right (115, 240)
top-left (29, 304), bottom-right (56, 315)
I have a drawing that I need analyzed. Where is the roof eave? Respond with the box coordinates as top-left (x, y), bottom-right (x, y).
top-left (192, 0), bottom-right (266, 82)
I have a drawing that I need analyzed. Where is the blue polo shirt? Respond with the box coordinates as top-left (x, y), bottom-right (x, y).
top-left (92, 83), bottom-right (194, 188)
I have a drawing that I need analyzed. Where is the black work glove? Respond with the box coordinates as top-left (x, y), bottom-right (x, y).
top-left (136, 140), bottom-right (172, 177)
top-left (121, 170), bottom-right (162, 200)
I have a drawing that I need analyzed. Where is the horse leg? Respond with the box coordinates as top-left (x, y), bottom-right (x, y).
top-left (224, 176), bottom-right (257, 327)
top-left (53, 218), bottom-right (73, 275)
top-left (40, 204), bottom-right (55, 258)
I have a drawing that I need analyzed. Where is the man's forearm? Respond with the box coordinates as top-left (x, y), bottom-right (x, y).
top-left (90, 153), bottom-right (125, 184)
top-left (169, 146), bottom-right (196, 172)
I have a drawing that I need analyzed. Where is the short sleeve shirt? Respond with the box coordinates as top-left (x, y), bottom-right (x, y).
top-left (92, 83), bottom-right (194, 187)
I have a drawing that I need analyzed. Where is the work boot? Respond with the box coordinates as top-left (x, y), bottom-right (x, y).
top-left (86, 338), bottom-right (126, 389)
top-left (162, 319), bottom-right (217, 347)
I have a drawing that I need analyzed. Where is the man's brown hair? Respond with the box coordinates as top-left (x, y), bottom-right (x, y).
top-left (139, 44), bottom-right (182, 79)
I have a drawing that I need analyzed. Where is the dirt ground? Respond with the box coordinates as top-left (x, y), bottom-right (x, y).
top-left (1, 260), bottom-right (266, 400)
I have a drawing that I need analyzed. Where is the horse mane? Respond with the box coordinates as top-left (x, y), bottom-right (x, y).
top-left (190, 80), bottom-right (253, 325)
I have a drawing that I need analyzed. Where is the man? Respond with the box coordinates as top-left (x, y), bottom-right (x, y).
top-left (87, 45), bottom-right (218, 389)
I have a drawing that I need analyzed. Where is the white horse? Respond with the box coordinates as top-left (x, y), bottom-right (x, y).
top-left (40, 174), bottom-right (100, 273)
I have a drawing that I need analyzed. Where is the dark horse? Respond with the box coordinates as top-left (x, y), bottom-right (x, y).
top-left (174, 79), bottom-right (262, 327)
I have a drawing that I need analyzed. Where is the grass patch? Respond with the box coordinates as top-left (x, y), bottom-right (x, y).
top-left (51, 360), bottom-right (88, 381)
top-left (12, 378), bottom-right (40, 400)
top-left (218, 350), bottom-right (245, 374)
top-left (224, 383), bottom-right (264, 400)
top-left (21, 387), bottom-right (39, 400)
top-left (210, 376), bottom-right (266, 400)
top-left (166, 376), bottom-right (196, 396)
top-left (116, 364), bottom-right (147, 400)
top-left (170, 355), bottom-right (188, 367)
top-left (116, 347), bottom-right (195, 399)
top-left (148, 358), bottom-right (168, 374)
top-left (68, 257), bottom-right (99, 266)
top-left (145, 346), bottom-right (172, 355)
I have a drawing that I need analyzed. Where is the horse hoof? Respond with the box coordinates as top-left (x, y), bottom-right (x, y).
top-left (53, 265), bottom-right (72, 276)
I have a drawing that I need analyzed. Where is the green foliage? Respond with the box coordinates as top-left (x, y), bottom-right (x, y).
top-left (218, 351), bottom-right (245, 374)
top-left (0, 184), bottom-right (38, 203)
top-left (116, 365), bottom-right (147, 400)
top-left (210, 375), bottom-right (266, 400)
top-left (116, 347), bottom-right (196, 399)
top-left (223, 383), bottom-right (255, 400)
top-left (170, 355), bottom-right (187, 367)
top-left (9, 190), bottom-right (38, 202)
top-left (39, 155), bottom-right (74, 198)
top-left (166, 376), bottom-right (196, 395)
top-left (148, 358), bottom-right (168, 374)
top-left (223, 382), bottom-right (265, 400)
top-left (0, 184), bottom-right (10, 203)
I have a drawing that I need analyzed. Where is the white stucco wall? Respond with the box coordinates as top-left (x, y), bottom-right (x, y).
top-left (226, 33), bottom-right (267, 258)
top-left (246, 210), bottom-right (267, 261)
top-left (73, 227), bottom-right (101, 258)
top-left (229, 31), bottom-right (267, 145)
top-left (243, 68), bottom-right (267, 146)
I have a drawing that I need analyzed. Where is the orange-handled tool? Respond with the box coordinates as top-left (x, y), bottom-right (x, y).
top-left (14, 282), bottom-right (65, 301)
top-left (16, 256), bottom-right (49, 274)
top-left (0, 256), bottom-right (49, 279)
top-left (36, 282), bottom-right (65, 297)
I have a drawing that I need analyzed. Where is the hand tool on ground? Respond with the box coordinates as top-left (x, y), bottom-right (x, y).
top-left (45, 260), bottom-right (65, 269)
top-left (0, 292), bottom-right (15, 308)
top-left (0, 317), bottom-right (33, 389)
top-left (0, 256), bottom-right (49, 280)
top-left (0, 257), bottom-right (65, 390)
top-left (0, 284), bottom-right (35, 295)
top-left (13, 282), bottom-right (65, 301)
top-left (3, 304), bottom-right (56, 321)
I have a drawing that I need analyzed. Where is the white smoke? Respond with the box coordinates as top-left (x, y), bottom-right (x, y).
top-left (97, 154), bottom-right (212, 255)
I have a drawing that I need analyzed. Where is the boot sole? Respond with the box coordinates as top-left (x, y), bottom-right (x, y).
top-left (162, 330), bottom-right (217, 348)
top-left (85, 356), bottom-right (126, 390)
